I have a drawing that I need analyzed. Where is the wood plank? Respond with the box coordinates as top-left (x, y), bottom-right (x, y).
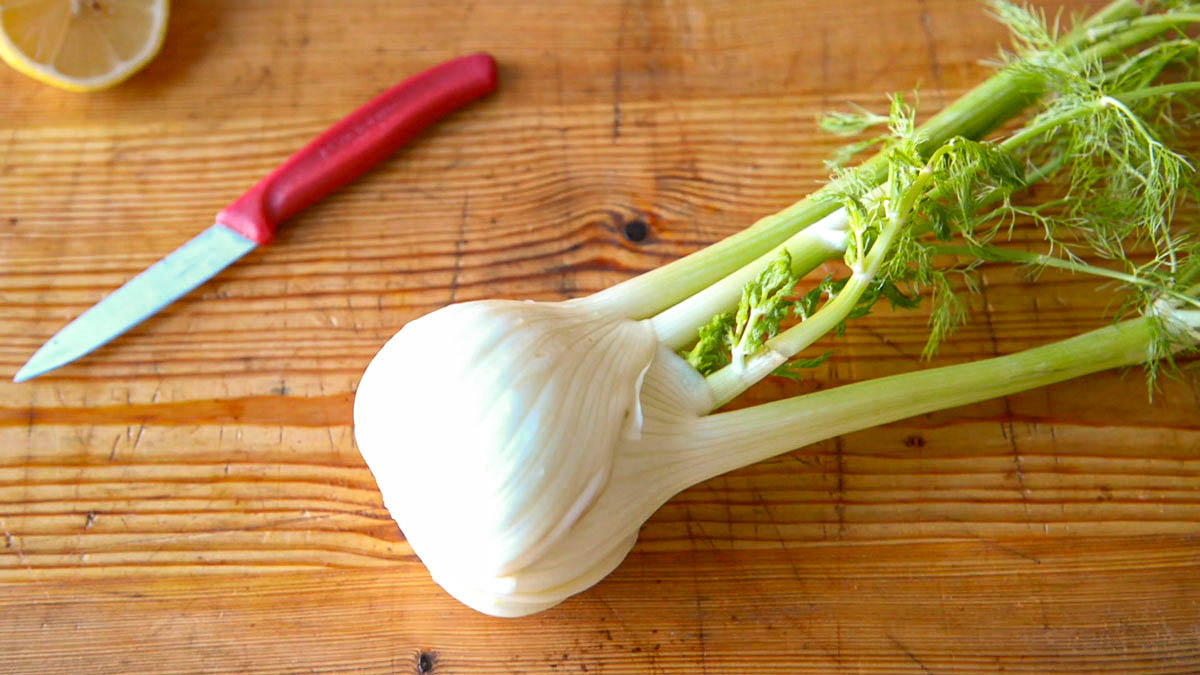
top-left (2, 0), bottom-right (1198, 672)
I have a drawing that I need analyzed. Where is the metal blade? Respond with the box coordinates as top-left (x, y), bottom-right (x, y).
top-left (13, 224), bottom-right (257, 382)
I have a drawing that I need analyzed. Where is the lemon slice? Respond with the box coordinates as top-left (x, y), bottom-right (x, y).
top-left (0, 0), bottom-right (168, 92)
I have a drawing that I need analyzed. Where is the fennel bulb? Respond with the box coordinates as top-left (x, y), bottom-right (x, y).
top-left (356, 299), bottom-right (713, 616)
top-left (354, 0), bottom-right (1200, 617)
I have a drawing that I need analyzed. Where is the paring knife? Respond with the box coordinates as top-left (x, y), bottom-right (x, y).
top-left (14, 53), bottom-right (498, 383)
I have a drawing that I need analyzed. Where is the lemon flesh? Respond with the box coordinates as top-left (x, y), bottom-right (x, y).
top-left (0, 0), bottom-right (168, 92)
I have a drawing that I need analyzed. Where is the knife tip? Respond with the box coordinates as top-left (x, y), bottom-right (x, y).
top-left (13, 359), bottom-right (44, 383)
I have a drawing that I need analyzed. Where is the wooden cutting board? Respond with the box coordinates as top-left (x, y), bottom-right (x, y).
top-left (2, 1), bottom-right (1198, 672)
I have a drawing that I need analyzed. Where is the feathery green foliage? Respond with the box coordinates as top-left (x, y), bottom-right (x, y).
top-left (693, 0), bottom-right (1200, 387)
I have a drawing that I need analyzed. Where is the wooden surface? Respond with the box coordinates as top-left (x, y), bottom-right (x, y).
top-left (2, 1), bottom-right (1199, 672)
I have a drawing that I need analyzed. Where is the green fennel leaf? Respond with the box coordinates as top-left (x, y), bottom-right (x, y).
top-left (771, 351), bottom-right (834, 381)
top-left (731, 249), bottom-right (803, 365)
top-left (819, 106), bottom-right (891, 136)
top-left (682, 313), bottom-right (736, 376)
top-left (826, 135), bottom-right (889, 171)
top-left (923, 271), bottom-right (971, 359)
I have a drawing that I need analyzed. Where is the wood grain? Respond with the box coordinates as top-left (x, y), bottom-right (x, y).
top-left (2, 0), bottom-right (1199, 672)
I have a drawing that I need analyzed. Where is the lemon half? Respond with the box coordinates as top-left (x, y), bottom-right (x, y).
top-left (0, 0), bottom-right (168, 92)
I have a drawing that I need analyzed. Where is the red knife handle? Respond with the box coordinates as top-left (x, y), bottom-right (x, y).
top-left (216, 52), bottom-right (498, 245)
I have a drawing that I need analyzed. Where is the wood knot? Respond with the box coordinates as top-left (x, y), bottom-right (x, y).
top-left (622, 217), bottom-right (649, 243)
top-left (417, 651), bottom-right (435, 673)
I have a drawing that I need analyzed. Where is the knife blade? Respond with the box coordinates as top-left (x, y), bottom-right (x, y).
top-left (14, 52), bottom-right (498, 383)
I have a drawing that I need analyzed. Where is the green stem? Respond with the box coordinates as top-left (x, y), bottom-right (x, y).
top-left (585, 0), bottom-right (1159, 321)
top-left (1079, 12), bottom-right (1200, 57)
top-left (1117, 81), bottom-right (1200, 103)
top-left (648, 210), bottom-right (848, 349)
top-left (1000, 104), bottom-right (1094, 152)
top-left (585, 193), bottom-right (841, 319)
top-left (774, 209), bottom-right (909, 345)
top-left (994, 76), bottom-right (1200, 154)
top-left (1062, 0), bottom-right (1144, 41)
top-left (705, 208), bottom-right (910, 409)
top-left (935, 245), bottom-right (1200, 311)
top-left (685, 315), bottom-right (1164, 486)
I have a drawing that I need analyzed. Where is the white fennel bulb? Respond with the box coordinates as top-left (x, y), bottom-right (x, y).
top-left (354, 298), bottom-right (691, 615)
top-left (352, 1), bottom-right (1200, 617)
